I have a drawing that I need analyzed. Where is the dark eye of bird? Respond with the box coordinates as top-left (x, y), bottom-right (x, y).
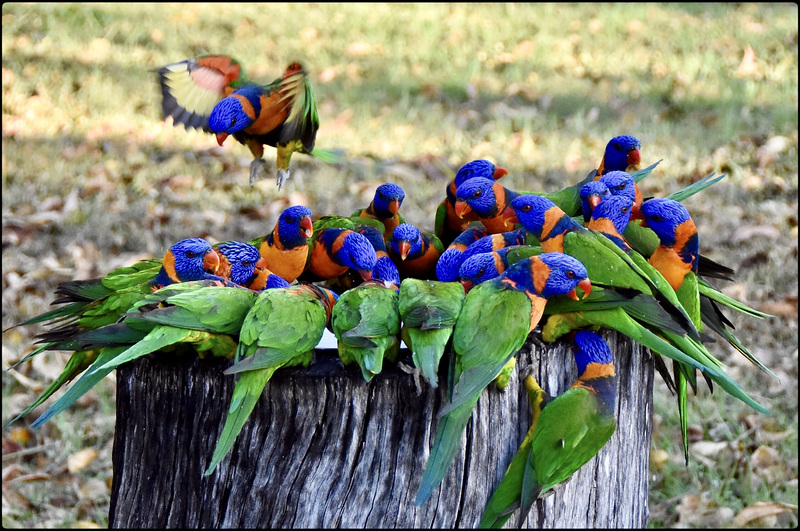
top-left (185, 251), bottom-right (197, 258)
top-left (613, 142), bottom-right (622, 151)
top-left (474, 190), bottom-right (482, 198)
top-left (522, 204), bottom-right (531, 212)
top-left (566, 270), bottom-right (575, 279)
top-left (650, 214), bottom-right (663, 222)
top-left (230, 118), bottom-right (236, 126)
top-left (622, 207), bottom-right (629, 214)
top-left (478, 268), bottom-right (485, 276)
top-left (243, 260), bottom-right (252, 267)
top-left (617, 183), bottom-right (626, 190)
top-left (286, 216), bottom-right (295, 224)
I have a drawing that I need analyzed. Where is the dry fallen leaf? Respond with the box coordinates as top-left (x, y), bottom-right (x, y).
top-left (734, 502), bottom-right (794, 527)
top-left (736, 46), bottom-right (760, 78)
top-left (650, 448), bottom-right (669, 472)
top-left (751, 445), bottom-right (780, 470)
top-left (67, 448), bottom-right (99, 473)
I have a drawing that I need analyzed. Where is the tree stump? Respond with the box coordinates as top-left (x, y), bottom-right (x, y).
top-left (108, 329), bottom-right (653, 528)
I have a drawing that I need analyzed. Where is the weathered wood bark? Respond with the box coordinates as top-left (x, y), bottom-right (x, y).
top-left (108, 330), bottom-right (653, 528)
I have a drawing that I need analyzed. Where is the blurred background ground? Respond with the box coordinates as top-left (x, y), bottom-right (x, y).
top-left (1, 3), bottom-right (797, 528)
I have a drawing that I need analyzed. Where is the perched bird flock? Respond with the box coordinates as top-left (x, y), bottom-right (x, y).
top-left (3, 53), bottom-right (776, 525)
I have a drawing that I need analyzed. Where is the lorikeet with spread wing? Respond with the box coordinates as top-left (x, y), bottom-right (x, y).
top-left (414, 253), bottom-right (592, 506)
top-left (479, 330), bottom-right (617, 529)
top-left (387, 223), bottom-right (444, 280)
top-left (23, 279), bottom-right (259, 429)
top-left (205, 283), bottom-right (338, 475)
top-left (248, 205), bottom-right (314, 283)
top-left (331, 279), bottom-right (401, 382)
top-left (398, 279), bottom-right (466, 388)
top-left (435, 226), bottom-right (490, 282)
top-left (639, 198), bottom-right (775, 462)
top-left (157, 55), bottom-right (334, 188)
top-left (454, 177), bottom-right (520, 234)
top-left (435, 159), bottom-right (508, 246)
top-left (352, 183), bottom-right (407, 239)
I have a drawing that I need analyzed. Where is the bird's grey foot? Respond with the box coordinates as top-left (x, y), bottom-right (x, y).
top-left (398, 362), bottom-right (425, 395)
top-left (249, 158), bottom-right (268, 187)
top-left (276, 168), bottom-right (291, 190)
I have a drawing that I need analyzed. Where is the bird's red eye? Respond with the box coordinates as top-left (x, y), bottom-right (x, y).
top-left (622, 207), bottom-right (629, 213)
top-left (243, 260), bottom-right (252, 267)
top-left (617, 183), bottom-right (626, 190)
top-left (566, 270), bottom-right (576, 279)
top-left (230, 118), bottom-right (236, 126)
top-left (522, 204), bottom-right (531, 212)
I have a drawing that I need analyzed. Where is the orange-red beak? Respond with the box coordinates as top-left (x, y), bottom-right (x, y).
top-left (568, 277), bottom-right (592, 300)
top-left (203, 249), bottom-right (220, 273)
top-left (493, 166), bottom-right (509, 180)
top-left (627, 148), bottom-right (641, 167)
top-left (398, 241), bottom-right (411, 260)
top-left (502, 207), bottom-right (519, 225)
top-left (630, 204), bottom-right (645, 222)
top-left (300, 216), bottom-right (314, 239)
top-left (216, 132), bottom-right (229, 146)
top-left (454, 200), bottom-right (471, 219)
top-left (388, 200), bottom-right (401, 216)
top-left (358, 269), bottom-right (373, 281)
top-left (589, 195), bottom-right (604, 210)
top-left (460, 279), bottom-right (473, 293)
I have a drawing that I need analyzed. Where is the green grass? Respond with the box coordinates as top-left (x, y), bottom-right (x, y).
top-left (2, 3), bottom-right (797, 528)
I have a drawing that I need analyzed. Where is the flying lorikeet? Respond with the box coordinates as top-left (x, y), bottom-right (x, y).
top-left (414, 252), bottom-right (592, 506)
top-left (434, 159), bottom-right (508, 246)
top-left (352, 183), bottom-right (407, 239)
top-left (479, 330), bottom-right (618, 528)
top-left (205, 282), bottom-right (338, 475)
top-left (639, 198), bottom-right (775, 462)
top-left (387, 223), bottom-right (444, 280)
top-left (454, 177), bottom-right (520, 234)
top-left (331, 279), bottom-right (401, 382)
top-left (248, 205), bottom-right (314, 283)
top-left (22, 279), bottom-right (259, 429)
top-left (157, 55), bottom-right (337, 188)
top-left (398, 278), bottom-right (466, 388)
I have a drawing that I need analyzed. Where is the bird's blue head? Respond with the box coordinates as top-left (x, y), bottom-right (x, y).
top-left (391, 223), bottom-right (423, 260)
top-left (435, 248), bottom-right (465, 282)
top-left (509, 195), bottom-right (559, 239)
top-left (580, 181), bottom-right (612, 222)
top-left (455, 177), bottom-right (497, 217)
top-left (356, 224), bottom-right (389, 254)
top-left (373, 256), bottom-right (401, 289)
top-left (340, 231), bottom-right (378, 280)
top-left (264, 273), bottom-right (291, 290)
top-left (572, 330), bottom-right (614, 376)
top-left (599, 171), bottom-right (637, 203)
top-left (600, 135), bottom-right (641, 174)
top-left (591, 195), bottom-right (634, 236)
top-left (371, 183), bottom-right (406, 218)
top-left (458, 251), bottom-right (502, 291)
top-left (276, 205), bottom-right (314, 248)
top-left (639, 198), bottom-right (693, 247)
top-left (454, 159), bottom-right (508, 187)
top-left (168, 238), bottom-right (219, 281)
top-left (537, 252), bottom-right (591, 299)
top-left (214, 241), bottom-right (264, 286)
top-left (208, 89), bottom-right (260, 137)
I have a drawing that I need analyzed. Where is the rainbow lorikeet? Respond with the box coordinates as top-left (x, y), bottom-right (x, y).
top-left (248, 205), bottom-right (315, 283)
top-left (3, 238), bottom-right (229, 426)
top-left (157, 55), bottom-right (338, 189)
top-left (479, 330), bottom-right (618, 528)
top-left (434, 159), bottom-right (508, 246)
top-left (24, 279), bottom-right (260, 429)
top-left (331, 279), bottom-right (401, 382)
top-left (387, 223), bottom-right (444, 281)
top-left (205, 283), bottom-right (338, 475)
top-left (352, 183), bottom-right (407, 239)
top-left (639, 198), bottom-right (775, 462)
top-left (594, 134), bottom-right (642, 187)
top-left (414, 253), bottom-right (592, 506)
top-left (213, 240), bottom-right (290, 291)
top-left (436, 228), bottom-right (530, 283)
top-left (328, 223), bottom-right (401, 293)
top-left (454, 177), bottom-right (520, 234)
top-left (435, 226), bottom-right (491, 282)
top-left (398, 278), bottom-right (466, 388)
top-left (304, 226), bottom-right (377, 283)
top-left (457, 245), bottom-right (543, 291)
